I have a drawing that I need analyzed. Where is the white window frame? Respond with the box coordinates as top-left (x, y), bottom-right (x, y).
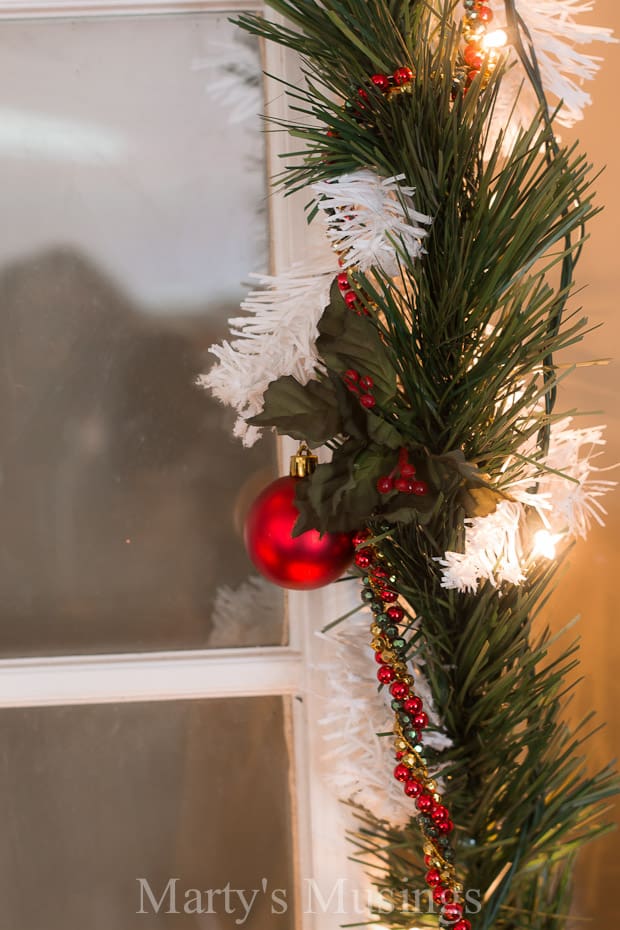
top-left (0, 4), bottom-right (360, 928)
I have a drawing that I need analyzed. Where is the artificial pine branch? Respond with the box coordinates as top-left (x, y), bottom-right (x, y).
top-left (205, 0), bottom-right (618, 927)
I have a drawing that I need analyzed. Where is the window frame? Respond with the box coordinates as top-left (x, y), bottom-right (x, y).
top-left (0, 5), bottom-right (359, 928)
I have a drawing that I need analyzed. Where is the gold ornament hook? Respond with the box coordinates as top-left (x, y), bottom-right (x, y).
top-left (289, 442), bottom-right (318, 478)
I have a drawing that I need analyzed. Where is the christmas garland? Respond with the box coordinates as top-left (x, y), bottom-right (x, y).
top-left (203, 1), bottom-right (618, 927)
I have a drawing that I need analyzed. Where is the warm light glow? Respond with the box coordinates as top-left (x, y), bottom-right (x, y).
top-left (482, 29), bottom-right (508, 50)
top-left (532, 529), bottom-right (562, 560)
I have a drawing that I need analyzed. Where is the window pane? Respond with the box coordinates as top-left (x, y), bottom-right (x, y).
top-left (0, 14), bottom-right (285, 655)
top-left (0, 698), bottom-right (296, 928)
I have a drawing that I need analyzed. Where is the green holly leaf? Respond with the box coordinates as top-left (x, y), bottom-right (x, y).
top-left (316, 282), bottom-right (397, 402)
top-left (248, 375), bottom-right (341, 444)
top-left (366, 411), bottom-right (404, 449)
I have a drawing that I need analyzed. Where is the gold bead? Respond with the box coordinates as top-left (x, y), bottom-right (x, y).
top-left (403, 753), bottom-right (417, 767)
top-left (454, 883), bottom-right (464, 895)
top-left (426, 780), bottom-right (436, 793)
top-left (371, 624), bottom-right (381, 637)
top-left (395, 739), bottom-right (407, 752)
top-left (433, 793), bottom-right (441, 802)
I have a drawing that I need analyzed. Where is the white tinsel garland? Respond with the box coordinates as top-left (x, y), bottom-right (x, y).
top-left (200, 251), bottom-right (338, 446)
top-left (486, 0), bottom-right (615, 143)
top-left (318, 610), bottom-right (452, 826)
top-left (436, 419), bottom-right (615, 594)
top-left (313, 169), bottom-right (433, 277)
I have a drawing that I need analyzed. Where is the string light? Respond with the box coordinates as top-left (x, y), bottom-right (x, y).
top-left (532, 529), bottom-right (563, 560)
top-left (482, 29), bottom-right (508, 50)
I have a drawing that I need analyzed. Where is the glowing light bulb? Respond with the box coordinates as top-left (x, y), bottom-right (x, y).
top-left (532, 529), bottom-right (562, 560)
top-left (482, 29), bottom-right (508, 50)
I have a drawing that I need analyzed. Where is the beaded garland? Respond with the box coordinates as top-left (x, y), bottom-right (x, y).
top-left (355, 528), bottom-right (472, 930)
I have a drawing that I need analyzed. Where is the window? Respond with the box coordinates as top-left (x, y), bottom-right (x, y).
top-left (0, 5), bottom-right (356, 928)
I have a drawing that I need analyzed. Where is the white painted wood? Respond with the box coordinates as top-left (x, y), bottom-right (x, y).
top-left (0, 647), bottom-right (304, 706)
top-left (0, 0), bottom-right (260, 19)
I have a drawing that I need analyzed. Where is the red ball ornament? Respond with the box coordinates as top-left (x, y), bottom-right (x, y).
top-left (244, 447), bottom-right (354, 590)
top-left (371, 73), bottom-right (390, 92)
top-left (393, 66), bottom-right (414, 85)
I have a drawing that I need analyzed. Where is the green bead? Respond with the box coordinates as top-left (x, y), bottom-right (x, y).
top-left (362, 575), bottom-right (370, 585)
top-left (361, 589), bottom-right (374, 602)
top-left (399, 713), bottom-right (412, 727)
top-left (391, 699), bottom-right (403, 712)
top-left (385, 625), bottom-right (398, 638)
top-left (427, 827), bottom-right (439, 838)
top-left (376, 613), bottom-right (388, 625)
top-left (392, 637), bottom-right (407, 652)
top-left (371, 601), bottom-right (383, 614)
top-left (404, 728), bottom-right (417, 742)
top-left (443, 849), bottom-right (455, 862)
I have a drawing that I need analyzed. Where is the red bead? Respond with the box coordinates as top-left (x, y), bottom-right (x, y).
top-left (374, 651), bottom-right (385, 664)
top-left (354, 547), bottom-right (373, 568)
top-left (378, 665), bottom-right (395, 684)
top-left (360, 394), bottom-right (376, 409)
top-left (393, 763), bottom-right (410, 782)
top-left (425, 869), bottom-right (442, 887)
top-left (464, 44), bottom-right (483, 69)
top-left (372, 566), bottom-right (389, 580)
top-left (416, 794), bottom-right (434, 813)
top-left (387, 605), bottom-right (404, 621)
top-left (377, 476), bottom-right (394, 494)
top-left (380, 588), bottom-right (398, 602)
top-left (400, 463), bottom-right (416, 478)
top-left (371, 73), bottom-right (390, 92)
top-left (404, 779), bottom-right (422, 798)
top-left (357, 87), bottom-right (369, 101)
top-left (442, 902), bottom-right (464, 922)
top-left (432, 804), bottom-right (449, 822)
top-left (359, 375), bottom-right (374, 391)
top-left (478, 5), bottom-right (493, 22)
top-left (433, 887), bottom-right (454, 905)
top-left (389, 681), bottom-right (409, 700)
top-left (453, 921), bottom-right (472, 930)
top-left (344, 290), bottom-right (358, 307)
top-left (437, 819), bottom-right (454, 834)
top-left (395, 750), bottom-right (405, 760)
top-left (393, 66), bottom-right (413, 85)
top-left (352, 529), bottom-right (370, 547)
top-left (245, 476), bottom-right (354, 590)
top-left (403, 696), bottom-right (423, 714)
top-left (337, 272), bottom-right (350, 290)
top-left (412, 480), bottom-right (429, 496)
top-left (394, 477), bottom-right (409, 493)
top-left (424, 854), bottom-right (433, 867)
top-left (412, 711), bottom-right (428, 729)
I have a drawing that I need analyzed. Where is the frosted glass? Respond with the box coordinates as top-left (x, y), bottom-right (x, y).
top-left (0, 698), bottom-right (296, 929)
top-left (0, 14), bottom-right (285, 655)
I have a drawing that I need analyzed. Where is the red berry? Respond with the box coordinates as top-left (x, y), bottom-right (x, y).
top-left (416, 794), bottom-right (434, 813)
top-left (378, 665), bottom-right (395, 684)
top-left (403, 696), bottom-right (423, 714)
top-left (412, 711), bottom-right (428, 729)
top-left (358, 87), bottom-right (369, 101)
top-left (337, 272), bottom-right (349, 290)
top-left (425, 868), bottom-right (442, 887)
top-left (404, 779), bottom-right (422, 798)
top-left (360, 393), bottom-right (376, 409)
top-left (393, 66), bottom-right (413, 85)
top-left (359, 375), bottom-right (374, 391)
top-left (400, 463), bottom-right (416, 478)
top-left (344, 368), bottom-right (359, 382)
top-left (380, 588), bottom-right (398, 602)
top-left (377, 476), bottom-right (394, 494)
top-left (344, 290), bottom-right (358, 307)
top-left (394, 477), bottom-right (409, 493)
top-left (453, 921), bottom-right (472, 930)
top-left (478, 5), bottom-right (493, 22)
top-left (464, 44), bottom-right (483, 69)
top-left (393, 763), bottom-right (410, 782)
top-left (389, 681), bottom-right (409, 700)
top-left (387, 605), bottom-right (404, 621)
top-left (412, 480), bottom-right (429, 496)
top-left (371, 73), bottom-right (390, 92)
top-left (442, 902), bottom-right (464, 922)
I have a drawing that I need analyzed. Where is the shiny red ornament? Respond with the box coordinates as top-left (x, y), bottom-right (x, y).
top-left (442, 902), bottom-right (464, 922)
top-left (377, 665), bottom-right (396, 684)
top-left (244, 462), bottom-right (354, 590)
top-left (393, 66), bottom-right (414, 85)
top-left (453, 920), bottom-right (472, 930)
top-left (371, 73), bottom-right (390, 92)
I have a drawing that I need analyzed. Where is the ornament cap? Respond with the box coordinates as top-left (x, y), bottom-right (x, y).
top-left (290, 443), bottom-right (318, 478)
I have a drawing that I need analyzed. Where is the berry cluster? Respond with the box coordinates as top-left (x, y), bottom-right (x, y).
top-left (343, 369), bottom-right (376, 409)
top-left (355, 531), bottom-right (472, 930)
top-left (377, 447), bottom-right (429, 496)
top-left (337, 270), bottom-right (369, 316)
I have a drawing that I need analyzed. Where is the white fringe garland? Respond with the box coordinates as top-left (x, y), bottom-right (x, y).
top-left (199, 250), bottom-right (338, 446)
top-left (313, 170), bottom-right (433, 277)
